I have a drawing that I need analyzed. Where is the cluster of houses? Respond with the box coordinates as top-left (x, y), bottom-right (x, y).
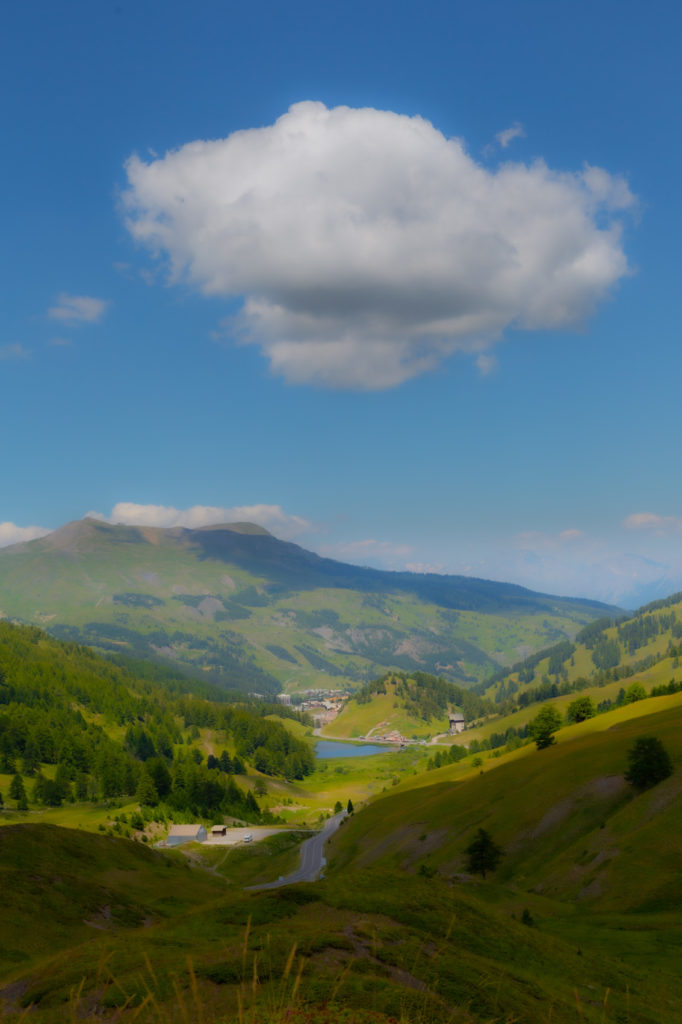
top-left (366, 729), bottom-right (411, 745)
top-left (278, 689), bottom-right (349, 727)
top-left (276, 690), bottom-right (466, 737)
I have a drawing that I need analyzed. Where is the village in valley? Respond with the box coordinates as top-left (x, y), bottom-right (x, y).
top-left (278, 689), bottom-right (467, 745)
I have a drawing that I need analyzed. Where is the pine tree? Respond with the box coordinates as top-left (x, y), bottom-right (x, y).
top-left (9, 773), bottom-right (27, 808)
top-left (464, 828), bottom-right (503, 878)
top-left (136, 771), bottom-right (159, 807)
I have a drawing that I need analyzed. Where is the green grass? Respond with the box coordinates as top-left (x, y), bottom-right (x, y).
top-left (3, 694), bottom-right (682, 1021)
top-left (0, 823), bottom-right (220, 970)
top-left (193, 830), bottom-right (309, 887)
top-left (329, 696), bottom-right (682, 915)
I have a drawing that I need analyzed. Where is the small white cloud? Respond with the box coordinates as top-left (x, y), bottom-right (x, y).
top-left (48, 293), bottom-right (109, 324)
top-left (87, 502), bottom-right (312, 541)
top-left (139, 268), bottom-right (158, 287)
top-left (581, 164), bottom-right (635, 211)
top-left (0, 344), bottom-right (30, 361)
top-left (622, 512), bottom-right (682, 534)
top-left (476, 353), bottom-right (498, 376)
top-left (405, 561), bottom-right (446, 574)
top-left (48, 337), bottom-right (73, 347)
top-left (318, 538), bottom-right (412, 566)
top-left (122, 101), bottom-right (635, 390)
top-left (517, 528), bottom-right (585, 550)
top-left (470, 527), bottom-right (669, 604)
top-left (0, 522), bottom-right (51, 547)
top-left (496, 121), bottom-right (526, 149)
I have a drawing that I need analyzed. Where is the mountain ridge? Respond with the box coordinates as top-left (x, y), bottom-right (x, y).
top-left (0, 518), bottom-right (620, 692)
top-left (19, 518), bottom-right (616, 612)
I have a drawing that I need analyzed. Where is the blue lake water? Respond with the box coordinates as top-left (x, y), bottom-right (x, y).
top-left (315, 740), bottom-right (396, 759)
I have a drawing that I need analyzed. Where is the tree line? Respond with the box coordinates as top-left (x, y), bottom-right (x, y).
top-left (0, 621), bottom-right (314, 821)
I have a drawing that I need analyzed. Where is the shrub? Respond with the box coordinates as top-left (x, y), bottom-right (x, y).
top-left (625, 736), bottom-right (673, 789)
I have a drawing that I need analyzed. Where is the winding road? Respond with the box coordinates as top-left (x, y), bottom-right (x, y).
top-left (247, 810), bottom-right (347, 890)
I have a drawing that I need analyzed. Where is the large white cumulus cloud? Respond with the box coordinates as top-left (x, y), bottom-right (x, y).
top-left (123, 102), bottom-right (634, 389)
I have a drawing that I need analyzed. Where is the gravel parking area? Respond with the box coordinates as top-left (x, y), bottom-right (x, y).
top-left (204, 827), bottom-right (299, 845)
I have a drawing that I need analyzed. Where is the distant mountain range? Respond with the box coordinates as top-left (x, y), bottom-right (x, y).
top-left (0, 518), bottom-right (618, 693)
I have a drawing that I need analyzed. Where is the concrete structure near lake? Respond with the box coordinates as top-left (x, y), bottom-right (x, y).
top-left (448, 713), bottom-right (466, 734)
top-left (166, 824), bottom-right (207, 846)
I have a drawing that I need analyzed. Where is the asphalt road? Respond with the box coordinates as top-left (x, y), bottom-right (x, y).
top-left (247, 810), bottom-right (347, 890)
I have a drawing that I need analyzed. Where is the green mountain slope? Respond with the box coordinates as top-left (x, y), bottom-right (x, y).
top-left (434, 591), bottom-right (682, 757)
top-left (0, 620), bottom-right (317, 827)
top-left (0, 823), bottom-right (222, 969)
top-left (0, 518), bottom-right (616, 693)
top-left (330, 693), bottom-right (682, 900)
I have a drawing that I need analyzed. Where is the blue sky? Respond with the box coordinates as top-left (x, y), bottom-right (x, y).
top-left (2, 0), bottom-right (682, 606)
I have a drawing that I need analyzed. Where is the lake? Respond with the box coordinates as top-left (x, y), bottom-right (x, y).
top-left (315, 740), bottom-right (397, 759)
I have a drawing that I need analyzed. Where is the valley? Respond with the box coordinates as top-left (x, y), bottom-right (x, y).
top-left (6, 4), bottom-right (678, 1021)
top-left (1, 575), bottom-right (682, 1021)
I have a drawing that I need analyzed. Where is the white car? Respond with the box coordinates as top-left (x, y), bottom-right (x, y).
top-left (243, 833), bottom-right (253, 843)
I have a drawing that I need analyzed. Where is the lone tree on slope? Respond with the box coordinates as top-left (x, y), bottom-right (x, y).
top-left (9, 773), bottom-right (27, 810)
top-left (465, 828), bottom-right (503, 878)
top-left (566, 696), bottom-right (596, 723)
top-left (528, 704), bottom-right (563, 750)
top-left (625, 736), bottom-right (673, 790)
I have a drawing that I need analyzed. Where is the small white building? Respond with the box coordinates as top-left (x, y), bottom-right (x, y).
top-left (166, 824), bottom-right (207, 847)
top-left (449, 714), bottom-right (466, 735)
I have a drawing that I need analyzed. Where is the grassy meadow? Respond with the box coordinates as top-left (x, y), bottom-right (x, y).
top-left (4, 597), bottom-right (682, 1021)
top-left (2, 690), bottom-right (682, 1022)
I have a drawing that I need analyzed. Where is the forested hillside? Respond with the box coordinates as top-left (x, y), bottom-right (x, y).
top-left (483, 591), bottom-right (682, 703)
top-left (0, 623), bottom-right (313, 822)
top-left (327, 670), bottom-right (494, 740)
top-left (432, 592), bottom-right (682, 757)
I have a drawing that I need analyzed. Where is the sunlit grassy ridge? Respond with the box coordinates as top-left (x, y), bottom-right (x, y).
top-left (321, 682), bottom-right (450, 740)
top-left (483, 594), bottom-right (682, 705)
top-left (377, 594), bottom-right (682, 767)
